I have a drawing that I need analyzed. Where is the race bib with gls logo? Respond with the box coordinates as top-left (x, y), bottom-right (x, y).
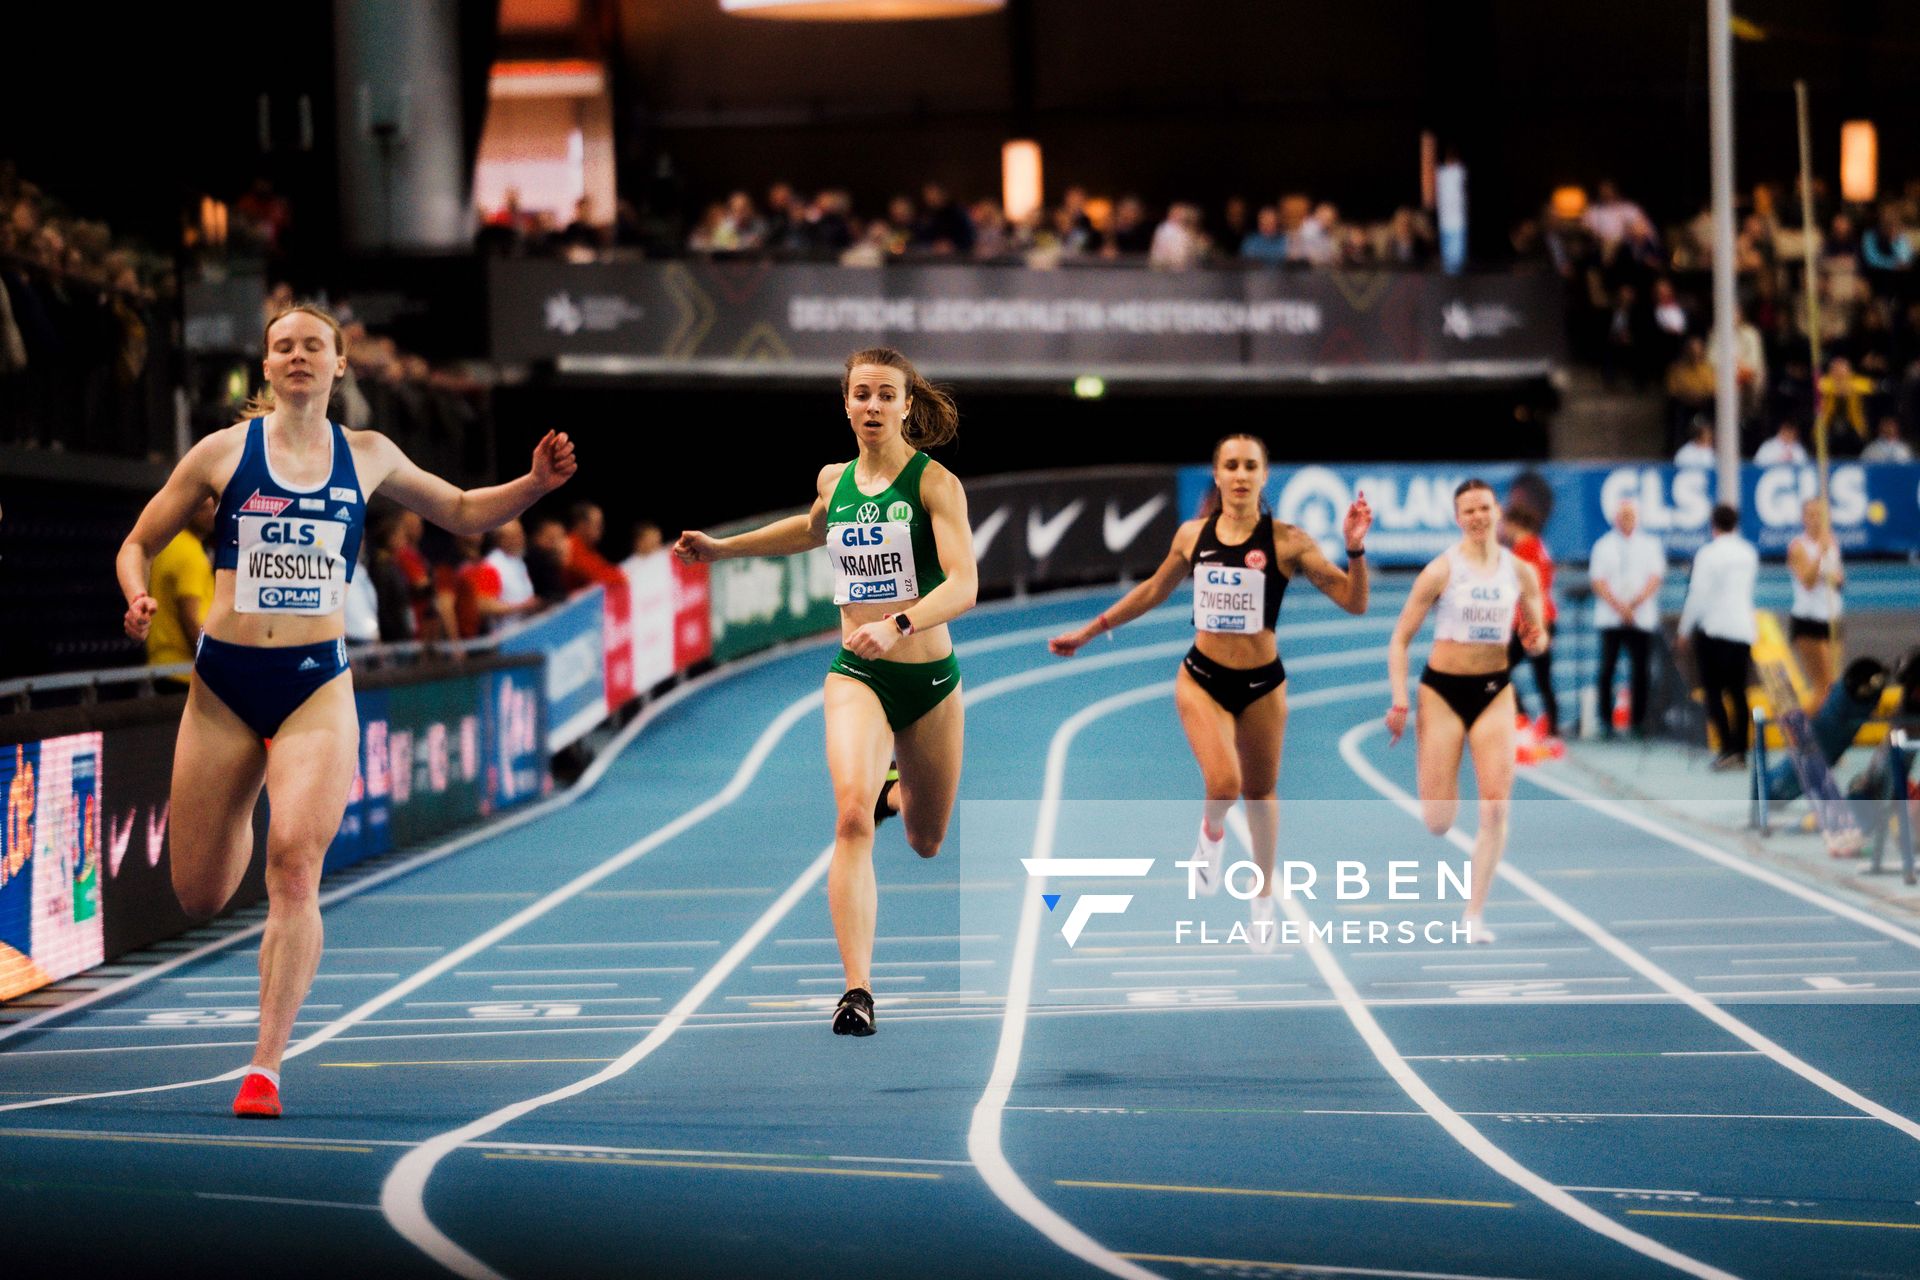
top-left (829, 518), bottom-right (919, 606)
top-left (1194, 565), bottom-right (1264, 633)
top-left (234, 516), bottom-right (349, 614)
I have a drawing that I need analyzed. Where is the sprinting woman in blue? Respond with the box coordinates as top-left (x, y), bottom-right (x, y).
top-left (117, 304), bottom-right (576, 1116)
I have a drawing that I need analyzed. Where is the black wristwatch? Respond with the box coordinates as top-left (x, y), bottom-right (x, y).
top-left (892, 612), bottom-right (915, 636)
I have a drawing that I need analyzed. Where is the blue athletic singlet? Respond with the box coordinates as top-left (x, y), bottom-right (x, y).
top-left (212, 418), bottom-right (366, 615)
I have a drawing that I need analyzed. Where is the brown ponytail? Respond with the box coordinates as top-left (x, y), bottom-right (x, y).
top-left (240, 302), bottom-right (349, 420)
top-left (843, 347), bottom-right (959, 449)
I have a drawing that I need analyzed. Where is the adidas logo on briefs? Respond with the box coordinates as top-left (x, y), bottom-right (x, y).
top-left (299, 657), bottom-right (321, 671)
top-left (238, 490), bottom-right (293, 517)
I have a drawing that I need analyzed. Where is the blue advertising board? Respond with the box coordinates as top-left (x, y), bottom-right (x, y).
top-left (1178, 462), bottom-right (1920, 566)
top-left (498, 587), bottom-right (608, 751)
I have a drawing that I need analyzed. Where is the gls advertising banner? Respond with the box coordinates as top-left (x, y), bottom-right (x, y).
top-left (1177, 462), bottom-right (1920, 566)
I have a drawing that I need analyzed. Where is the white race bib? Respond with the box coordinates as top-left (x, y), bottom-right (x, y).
top-left (1194, 565), bottom-right (1264, 634)
top-left (829, 521), bottom-right (919, 606)
top-left (234, 515), bottom-right (349, 614)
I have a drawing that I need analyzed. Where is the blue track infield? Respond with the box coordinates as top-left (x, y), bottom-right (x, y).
top-left (3, 573), bottom-right (1920, 1280)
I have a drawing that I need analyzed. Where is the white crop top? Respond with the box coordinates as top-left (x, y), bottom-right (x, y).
top-left (1788, 535), bottom-right (1842, 622)
top-left (1432, 546), bottom-right (1522, 646)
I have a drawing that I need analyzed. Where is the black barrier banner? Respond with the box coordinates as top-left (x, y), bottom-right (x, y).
top-left (490, 262), bottom-right (1565, 379)
top-left (101, 718), bottom-right (267, 959)
top-left (968, 467), bottom-right (1181, 591)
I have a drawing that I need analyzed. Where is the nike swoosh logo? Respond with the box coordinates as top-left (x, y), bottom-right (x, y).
top-left (1196, 549), bottom-right (1220, 559)
top-left (1027, 500), bottom-right (1086, 561)
top-left (931, 675), bottom-right (952, 686)
top-left (833, 504), bottom-right (858, 514)
top-left (109, 809), bottom-right (135, 877)
top-left (1249, 681), bottom-right (1272, 690)
top-left (971, 506), bottom-right (1010, 559)
top-left (1102, 494), bottom-right (1168, 552)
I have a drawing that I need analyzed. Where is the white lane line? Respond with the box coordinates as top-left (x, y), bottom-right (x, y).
top-left (452, 968), bottom-right (695, 978)
top-left (1225, 803), bottom-right (1740, 1280)
top-left (969, 678), bottom-right (1173, 1280)
top-left (163, 973), bottom-right (401, 982)
top-left (384, 614), bottom-right (1396, 1280)
top-left (1110, 970), bottom-right (1240, 978)
top-left (967, 637), bottom-right (1395, 1280)
top-left (1045, 984), bottom-right (1308, 994)
top-left (1342, 717), bottom-right (1920, 1149)
top-left (1607, 916), bottom-right (1835, 930)
top-left (774, 934), bottom-right (1001, 946)
top-left (195, 1192), bottom-right (381, 1212)
top-left (495, 941), bottom-right (718, 951)
top-left (0, 625), bottom-right (827, 1055)
top-left (1649, 941), bottom-right (1882, 954)
top-left (379, 839), bottom-right (840, 1279)
top-left (0, 681), bottom-right (827, 1115)
top-left (488, 984), bottom-right (618, 992)
top-left (747, 960), bottom-right (991, 972)
top-left (1524, 767), bottom-right (1920, 952)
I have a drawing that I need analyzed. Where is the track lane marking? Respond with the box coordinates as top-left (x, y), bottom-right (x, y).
top-left (1224, 793), bottom-right (1741, 1280)
top-left (1056, 1178), bottom-right (1513, 1209)
top-left (1343, 716), bottom-right (1920, 1149)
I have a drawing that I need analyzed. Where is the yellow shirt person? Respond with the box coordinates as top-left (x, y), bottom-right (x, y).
top-left (147, 529), bottom-right (214, 671)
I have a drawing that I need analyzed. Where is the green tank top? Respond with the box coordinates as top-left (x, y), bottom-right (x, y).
top-left (825, 451), bottom-right (947, 607)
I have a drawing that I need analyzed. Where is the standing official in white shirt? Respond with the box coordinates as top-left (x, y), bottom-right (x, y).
top-left (1676, 504), bottom-right (1758, 768)
top-left (1588, 500), bottom-right (1666, 737)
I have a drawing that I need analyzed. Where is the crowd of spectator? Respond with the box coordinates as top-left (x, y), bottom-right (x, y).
top-left (1514, 176), bottom-right (1920, 465)
top-left (0, 163), bottom-right (176, 458)
top-left (482, 181), bottom-right (1440, 272)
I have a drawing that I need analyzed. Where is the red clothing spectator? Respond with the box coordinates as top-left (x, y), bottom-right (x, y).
top-left (454, 559), bottom-right (501, 639)
top-left (562, 503), bottom-right (625, 591)
top-left (563, 531), bottom-right (625, 591)
top-left (1511, 531), bottom-right (1557, 626)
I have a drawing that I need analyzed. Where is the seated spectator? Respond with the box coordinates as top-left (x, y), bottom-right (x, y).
top-left (1055, 187), bottom-right (1102, 257)
top-left (1583, 179), bottom-right (1649, 247)
top-left (800, 189), bottom-right (855, 256)
top-left (1381, 207), bottom-right (1435, 265)
top-left (911, 184), bottom-right (974, 256)
top-left (1665, 335), bottom-right (1716, 443)
top-left (1106, 196), bottom-right (1154, 256)
top-left (1674, 419), bottom-right (1717, 467)
top-left (563, 501), bottom-right (625, 590)
top-left (1754, 421), bottom-right (1811, 466)
top-left (1288, 203), bottom-right (1339, 267)
top-left (1862, 416), bottom-right (1916, 463)
top-left (526, 515), bottom-right (570, 603)
top-left (561, 197), bottom-right (604, 259)
top-left (1148, 202), bottom-right (1205, 270)
top-left (721, 191), bottom-right (767, 251)
top-left (1239, 206), bottom-right (1288, 264)
top-left (839, 221), bottom-right (892, 268)
top-left (454, 527), bottom-right (543, 637)
top-left (687, 202), bottom-right (729, 254)
top-left (631, 520), bottom-right (664, 558)
top-left (1862, 204), bottom-right (1914, 272)
top-left (763, 182), bottom-right (800, 252)
top-left (1651, 278), bottom-right (1689, 347)
top-left (368, 509), bottom-right (419, 642)
top-left (969, 200), bottom-right (1013, 260)
top-left (486, 519), bottom-right (539, 606)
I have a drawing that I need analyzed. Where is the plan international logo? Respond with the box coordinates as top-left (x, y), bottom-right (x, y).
top-left (1024, 855), bottom-right (1475, 948)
